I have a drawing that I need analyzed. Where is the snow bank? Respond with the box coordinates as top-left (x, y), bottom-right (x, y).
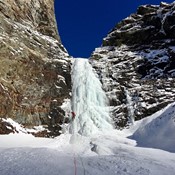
top-left (131, 102), bottom-right (175, 152)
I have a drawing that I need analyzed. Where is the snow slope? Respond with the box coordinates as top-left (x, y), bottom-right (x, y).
top-left (0, 130), bottom-right (175, 175)
top-left (1, 101), bottom-right (175, 175)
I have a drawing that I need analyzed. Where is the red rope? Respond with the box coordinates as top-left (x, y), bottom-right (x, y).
top-left (74, 155), bottom-right (77, 175)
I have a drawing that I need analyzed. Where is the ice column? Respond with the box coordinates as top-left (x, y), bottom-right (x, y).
top-left (70, 58), bottom-right (113, 136)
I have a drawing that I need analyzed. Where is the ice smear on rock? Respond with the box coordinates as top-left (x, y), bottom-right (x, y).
top-left (70, 58), bottom-right (113, 136)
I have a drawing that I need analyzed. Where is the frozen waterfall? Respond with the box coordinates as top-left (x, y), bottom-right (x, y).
top-left (70, 58), bottom-right (113, 136)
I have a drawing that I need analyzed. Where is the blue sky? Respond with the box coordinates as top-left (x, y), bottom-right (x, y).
top-left (54, 0), bottom-right (173, 58)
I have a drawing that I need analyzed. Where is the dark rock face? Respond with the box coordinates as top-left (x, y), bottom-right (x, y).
top-left (0, 0), bottom-right (59, 40)
top-left (103, 2), bottom-right (175, 47)
top-left (0, 0), bottom-right (71, 136)
top-left (90, 2), bottom-right (175, 128)
top-left (0, 119), bottom-right (16, 134)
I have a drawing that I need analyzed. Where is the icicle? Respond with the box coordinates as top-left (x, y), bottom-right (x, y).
top-left (125, 88), bottom-right (135, 125)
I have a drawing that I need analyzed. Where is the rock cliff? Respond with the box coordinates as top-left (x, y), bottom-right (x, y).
top-left (90, 2), bottom-right (175, 128)
top-left (0, 0), bottom-right (71, 136)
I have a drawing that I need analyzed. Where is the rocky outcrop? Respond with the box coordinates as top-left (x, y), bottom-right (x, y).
top-left (0, 0), bottom-right (59, 40)
top-left (0, 119), bottom-right (16, 134)
top-left (90, 2), bottom-right (175, 128)
top-left (0, 0), bottom-right (71, 136)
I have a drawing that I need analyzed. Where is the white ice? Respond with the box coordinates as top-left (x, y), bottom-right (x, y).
top-left (125, 88), bottom-right (135, 124)
top-left (70, 58), bottom-right (113, 136)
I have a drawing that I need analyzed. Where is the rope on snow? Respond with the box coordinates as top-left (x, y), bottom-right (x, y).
top-left (74, 154), bottom-right (77, 175)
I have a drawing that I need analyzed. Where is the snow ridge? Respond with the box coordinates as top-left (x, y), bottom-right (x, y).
top-left (131, 102), bottom-right (175, 152)
top-left (70, 58), bottom-right (113, 136)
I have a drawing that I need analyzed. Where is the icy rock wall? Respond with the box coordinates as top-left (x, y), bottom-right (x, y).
top-left (90, 2), bottom-right (175, 128)
top-left (0, 0), bottom-right (71, 137)
top-left (70, 58), bottom-right (113, 136)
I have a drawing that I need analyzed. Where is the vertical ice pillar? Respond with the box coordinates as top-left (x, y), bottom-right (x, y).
top-left (125, 88), bottom-right (135, 125)
top-left (70, 58), bottom-right (113, 136)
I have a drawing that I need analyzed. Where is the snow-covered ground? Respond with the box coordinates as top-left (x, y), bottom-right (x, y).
top-left (1, 102), bottom-right (175, 175)
top-left (131, 102), bottom-right (175, 153)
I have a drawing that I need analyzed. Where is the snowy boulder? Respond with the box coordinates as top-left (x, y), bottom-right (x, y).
top-left (131, 102), bottom-right (175, 153)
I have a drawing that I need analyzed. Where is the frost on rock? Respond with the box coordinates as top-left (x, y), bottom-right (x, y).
top-left (90, 2), bottom-right (175, 128)
top-left (70, 58), bottom-right (113, 136)
top-left (124, 88), bottom-right (135, 125)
